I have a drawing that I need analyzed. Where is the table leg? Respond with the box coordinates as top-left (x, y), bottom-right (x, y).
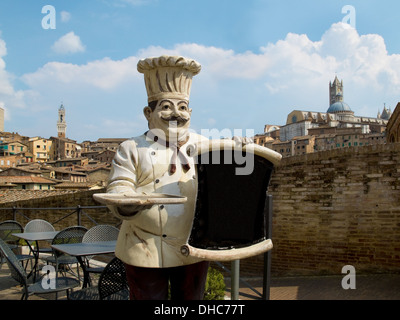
top-left (77, 256), bottom-right (91, 288)
top-left (25, 240), bottom-right (39, 282)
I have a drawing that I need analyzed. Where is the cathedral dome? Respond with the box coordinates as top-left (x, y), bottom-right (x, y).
top-left (327, 101), bottom-right (352, 113)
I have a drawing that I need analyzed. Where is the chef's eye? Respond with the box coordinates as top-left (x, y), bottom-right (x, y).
top-left (162, 105), bottom-right (170, 110)
top-left (179, 105), bottom-right (188, 111)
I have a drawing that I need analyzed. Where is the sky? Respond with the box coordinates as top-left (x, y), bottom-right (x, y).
top-left (0, 0), bottom-right (400, 142)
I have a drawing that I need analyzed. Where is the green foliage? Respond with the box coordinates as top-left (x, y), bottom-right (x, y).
top-left (167, 267), bottom-right (226, 300)
top-left (203, 267), bottom-right (226, 300)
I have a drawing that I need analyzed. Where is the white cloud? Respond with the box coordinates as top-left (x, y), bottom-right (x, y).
top-left (0, 36), bottom-right (27, 120)
top-left (9, 22), bottom-right (400, 140)
top-left (60, 11), bottom-right (71, 23)
top-left (28, 22), bottom-right (400, 98)
top-left (51, 32), bottom-right (85, 54)
top-left (22, 56), bottom-right (140, 90)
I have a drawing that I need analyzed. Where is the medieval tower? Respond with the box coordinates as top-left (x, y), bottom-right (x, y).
top-left (57, 103), bottom-right (67, 138)
top-left (329, 76), bottom-right (344, 106)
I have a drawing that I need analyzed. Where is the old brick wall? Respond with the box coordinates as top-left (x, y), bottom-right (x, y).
top-left (238, 143), bottom-right (400, 277)
top-left (0, 188), bottom-right (117, 230)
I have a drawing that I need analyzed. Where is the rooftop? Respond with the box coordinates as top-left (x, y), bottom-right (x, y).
top-left (327, 101), bottom-right (352, 113)
top-left (0, 189), bottom-right (76, 204)
top-left (0, 176), bottom-right (57, 184)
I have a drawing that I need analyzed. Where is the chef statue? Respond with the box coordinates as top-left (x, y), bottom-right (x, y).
top-left (105, 55), bottom-right (211, 300)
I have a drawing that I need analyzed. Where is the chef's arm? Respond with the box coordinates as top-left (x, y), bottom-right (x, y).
top-left (106, 140), bottom-right (150, 220)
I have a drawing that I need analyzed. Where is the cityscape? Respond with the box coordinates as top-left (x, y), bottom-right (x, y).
top-left (254, 76), bottom-right (397, 157)
top-left (0, 74), bottom-right (399, 194)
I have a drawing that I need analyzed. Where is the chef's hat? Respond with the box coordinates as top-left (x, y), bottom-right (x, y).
top-left (137, 55), bottom-right (201, 103)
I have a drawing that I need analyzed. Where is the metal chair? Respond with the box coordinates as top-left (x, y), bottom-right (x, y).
top-left (0, 238), bottom-right (80, 300)
top-left (68, 257), bottom-right (129, 300)
top-left (25, 219), bottom-right (55, 233)
top-left (0, 220), bottom-right (25, 249)
top-left (46, 226), bottom-right (88, 280)
top-left (0, 220), bottom-right (35, 270)
top-left (82, 225), bottom-right (119, 277)
top-left (24, 219), bottom-right (56, 256)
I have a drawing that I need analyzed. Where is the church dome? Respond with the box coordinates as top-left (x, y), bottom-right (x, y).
top-left (327, 101), bottom-right (352, 113)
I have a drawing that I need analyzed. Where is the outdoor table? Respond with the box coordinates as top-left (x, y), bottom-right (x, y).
top-left (51, 240), bottom-right (116, 288)
top-left (13, 231), bottom-right (59, 281)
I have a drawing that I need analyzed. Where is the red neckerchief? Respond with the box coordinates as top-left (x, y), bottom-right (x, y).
top-left (145, 131), bottom-right (191, 174)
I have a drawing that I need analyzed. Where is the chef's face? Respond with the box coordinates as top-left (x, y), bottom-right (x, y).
top-left (144, 98), bottom-right (192, 142)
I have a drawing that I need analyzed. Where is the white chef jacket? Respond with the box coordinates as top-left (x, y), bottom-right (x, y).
top-left (107, 132), bottom-right (208, 268)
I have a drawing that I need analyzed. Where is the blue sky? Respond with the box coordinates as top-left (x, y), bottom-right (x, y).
top-left (0, 0), bottom-right (400, 142)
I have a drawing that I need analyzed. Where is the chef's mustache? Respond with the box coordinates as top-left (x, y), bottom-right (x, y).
top-left (161, 115), bottom-right (189, 124)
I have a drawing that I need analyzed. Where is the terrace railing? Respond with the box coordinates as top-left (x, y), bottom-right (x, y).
top-left (0, 205), bottom-right (118, 229)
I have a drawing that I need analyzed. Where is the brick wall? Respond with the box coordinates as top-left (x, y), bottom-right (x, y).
top-left (240, 143), bottom-right (400, 276)
top-left (0, 188), bottom-right (118, 230)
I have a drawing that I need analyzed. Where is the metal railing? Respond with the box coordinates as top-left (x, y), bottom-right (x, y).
top-left (0, 205), bottom-right (118, 229)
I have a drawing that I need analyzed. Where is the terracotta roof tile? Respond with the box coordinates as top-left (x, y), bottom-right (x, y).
top-left (0, 189), bottom-right (76, 204)
top-left (0, 176), bottom-right (57, 184)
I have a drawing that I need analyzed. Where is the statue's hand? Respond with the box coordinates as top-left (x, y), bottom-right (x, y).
top-left (117, 204), bottom-right (154, 217)
top-left (115, 192), bottom-right (154, 217)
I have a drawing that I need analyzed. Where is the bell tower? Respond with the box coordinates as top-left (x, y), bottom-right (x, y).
top-left (57, 103), bottom-right (67, 138)
top-left (329, 76), bottom-right (344, 106)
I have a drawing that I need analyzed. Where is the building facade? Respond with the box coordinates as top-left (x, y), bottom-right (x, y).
top-left (386, 102), bottom-right (400, 143)
top-left (28, 137), bottom-right (52, 163)
top-left (260, 76), bottom-right (390, 157)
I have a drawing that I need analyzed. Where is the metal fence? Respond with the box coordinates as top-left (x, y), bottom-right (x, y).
top-left (0, 205), bottom-right (119, 229)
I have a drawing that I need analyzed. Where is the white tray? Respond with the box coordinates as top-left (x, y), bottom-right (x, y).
top-left (93, 193), bottom-right (187, 206)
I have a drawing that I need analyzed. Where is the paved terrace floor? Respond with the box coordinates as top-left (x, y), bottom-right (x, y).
top-left (1, 261), bottom-right (399, 300)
